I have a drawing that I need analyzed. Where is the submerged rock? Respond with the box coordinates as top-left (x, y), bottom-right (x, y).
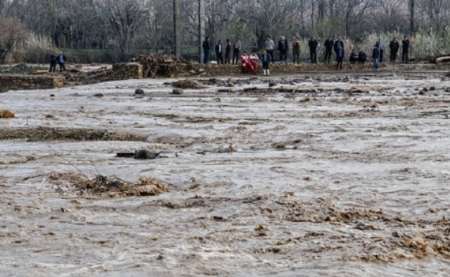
top-left (172, 88), bottom-right (184, 95)
top-left (116, 150), bottom-right (160, 160)
top-left (134, 150), bottom-right (160, 160)
top-left (172, 79), bottom-right (204, 89)
top-left (135, 88), bottom-right (145, 95)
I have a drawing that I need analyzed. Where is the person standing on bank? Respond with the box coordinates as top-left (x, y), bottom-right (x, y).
top-left (232, 40), bottom-right (241, 64)
top-left (202, 36), bottom-right (210, 64)
top-left (379, 41), bottom-right (385, 63)
top-left (402, 36), bottom-right (410, 64)
top-left (49, 53), bottom-right (57, 73)
top-left (215, 40), bottom-right (223, 64)
top-left (225, 39), bottom-right (232, 64)
top-left (57, 52), bottom-right (66, 72)
top-left (389, 38), bottom-right (400, 63)
top-left (261, 50), bottom-right (271, 76)
top-left (278, 36), bottom-right (287, 62)
top-left (372, 41), bottom-right (381, 71)
top-left (283, 37), bottom-right (289, 63)
top-left (265, 36), bottom-right (275, 63)
top-left (324, 37), bottom-right (334, 64)
top-left (292, 38), bottom-right (301, 64)
top-left (308, 37), bottom-right (318, 64)
top-left (334, 39), bottom-right (344, 70)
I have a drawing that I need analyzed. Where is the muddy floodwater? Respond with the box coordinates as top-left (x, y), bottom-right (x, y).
top-left (0, 73), bottom-right (449, 276)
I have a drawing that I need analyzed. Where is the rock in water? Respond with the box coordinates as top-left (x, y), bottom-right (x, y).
top-left (134, 150), bottom-right (160, 160)
top-left (172, 88), bottom-right (183, 95)
top-left (135, 88), bottom-right (145, 95)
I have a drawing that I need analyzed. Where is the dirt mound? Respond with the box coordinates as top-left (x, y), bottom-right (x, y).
top-left (62, 67), bottom-right (114, 85)
top-left (49, 172), bottom-right (169, 197)
top-left (59, 63), bottom-right (142, 86)
top-left (0, 110), bottom-right (15, 118)
top-left (0, 64), bottom-right (35, 74)
top-left (0, 127), bottom-right (147, 141)
top-left (136, 54), bottom-right (204, 78)
top-left (171, 79), bottom-right (205, 89)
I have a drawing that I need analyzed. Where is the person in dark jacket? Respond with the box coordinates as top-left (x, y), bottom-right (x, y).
top-left (379, 42), bottom-right (385, 63)
top-left (372, 41), bottom-right (381, 71)
top-left (215, 40), bottom-right (223, 64)
top-left (292, 38), bottom-right (301, 64)
top-left (349, 50), bottom-right (358, 64)
top-left (358, 51), bottom-right (367, 64)
top-left (389, 38), bottom-right (400, 63)
top-left (283, 37), bottom-right (289, 62)
top-left (324, 38), bottom-right (334, 64)
top-left (261, 50), bottom-right (271, 76)
top-left (278, 36), bottom-right (288, 62)
top-left (57, 52), bottom-right (66, 72)
top-left (308, 38), bottom-right (318, 64)
top-left (232, 40), bottom-right (241, 64)
top-left (334, 39), bottom-right (344, 70)
top-left (225, 39), bottom-right (232, 64)
top-left (202, 37), bottom-right (210, 64)
top-left (49, 53), bottom-right (57, 73)
top-left (402, 36), bottom-right (410, 64)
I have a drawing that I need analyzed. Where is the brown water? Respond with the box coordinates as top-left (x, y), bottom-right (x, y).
top-left (0, 73), bottom-right (449, 276)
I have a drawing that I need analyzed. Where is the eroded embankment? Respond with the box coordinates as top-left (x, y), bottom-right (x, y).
top-left (0, 127), bottom-right (147, 142)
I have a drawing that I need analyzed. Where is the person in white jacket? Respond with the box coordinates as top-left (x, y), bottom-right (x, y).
top-left (265, 37), bottom-right (275, 62)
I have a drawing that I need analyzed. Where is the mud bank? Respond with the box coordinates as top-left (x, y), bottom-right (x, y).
top-left (0, 73), bottom-right (449, 276)
top-left (0, 74), bottom-right (64, 92)
top-left (0, 127), bottom-right (147, 142)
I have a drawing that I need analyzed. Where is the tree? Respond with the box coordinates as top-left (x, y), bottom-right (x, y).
top-left (0, 17), bottom-right (28, 63)
top-left (173, 0), bottom-right (180, 58)
top-left (198, 0), bottom-right (205, 63)
top-left (409, 0), bottom-right (415, 35)
top-left (96, 0), bottom-right (147, 60)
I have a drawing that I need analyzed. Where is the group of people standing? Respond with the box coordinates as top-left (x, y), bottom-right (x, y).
top-left (49, 53), bottom-right (67, 72)
top-left (201, 35), bottom-right (412, 74)
top-left (263, 36), bottom-right (346, 71)
top-left (202, 37), bottom-right (242, 65)
top-left (371, 36), bottom-right (411, 71)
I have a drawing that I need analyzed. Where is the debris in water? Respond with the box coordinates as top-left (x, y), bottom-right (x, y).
top-left (49, 172), bottom-right (169, 197)
top-left (0, 110), bottom-right (15, 119)
top-left (172, 88), bottom-right (184, 95)
top-left (172, 79), bottom-right (205, 89)
top-left (116, 150), bottom-right (161, 160)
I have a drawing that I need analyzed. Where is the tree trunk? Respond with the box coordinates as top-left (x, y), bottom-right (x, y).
top-left (300, 0), bottom-right (305, 33)
top-left (198, 0), bottom-right (205, 63)
top-left (173, 0), bottom-right (180, 58)
top-left (409, 0), bottom-right (415, 35)
top-left (311, 0), bottom-right (315, 32)
top-left (329, 0), bottom-right (336, 18)
top-left (318, 0), bottom-right (326, 23)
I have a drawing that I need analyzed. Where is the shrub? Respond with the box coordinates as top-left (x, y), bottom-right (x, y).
top-left (21, 34), bottom-right (56, 63)
top-left (0, 17), bottom-right (28, 63)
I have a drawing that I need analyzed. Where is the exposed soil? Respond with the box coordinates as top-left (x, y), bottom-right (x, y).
top-left (0, 127), bottom-right (147, 142)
